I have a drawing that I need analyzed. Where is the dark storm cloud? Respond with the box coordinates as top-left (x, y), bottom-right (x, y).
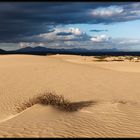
top-left (0, 2), bottom-right (139, 43)
top-left (56, 32), bottom-right (73, 36)
top-left (90, 29), bottom-right (108, 32)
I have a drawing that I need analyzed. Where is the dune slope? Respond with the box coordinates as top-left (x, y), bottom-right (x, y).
top-left (0, 54), bottom-right (140, 137)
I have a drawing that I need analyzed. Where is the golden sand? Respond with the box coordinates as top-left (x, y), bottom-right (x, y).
top-left (0, 54), bottom-right (140, 137)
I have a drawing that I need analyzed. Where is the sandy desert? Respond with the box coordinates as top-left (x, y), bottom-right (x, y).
top-left (0, 54), bottom-right (140, 137)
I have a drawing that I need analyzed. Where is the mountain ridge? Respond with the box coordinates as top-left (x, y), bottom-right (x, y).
top-left (14, 46), bottom-right (119, 53)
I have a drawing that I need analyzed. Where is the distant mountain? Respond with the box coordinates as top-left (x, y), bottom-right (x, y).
top-left (91, 48), bottom-right (119, 52)
top-left (0, 48), bottom-right (6, 53)
top-left (15, 46), bottom-right (34, 52)
top-left (14, 46), bottom-right (89, 53)
top-left (6, 46), bottom-right (140, 56)
top-left (14, 46), bottom-right (119, 53)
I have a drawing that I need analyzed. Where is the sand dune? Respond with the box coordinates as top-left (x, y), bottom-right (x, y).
top-left (0, 54), bottom-right (140, 137)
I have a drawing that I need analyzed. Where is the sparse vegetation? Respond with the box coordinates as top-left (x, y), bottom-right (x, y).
top-left (118, 100), bottom-right (127, 104)
top-left (16, 92), bottom-right (95, 113)
top-left (96, 59), bottom-right (108, 62)
top-left (94, 55), bottom-right (108, 60)
top-left (124, 56), bottom-right (140, 62)
top-left (94, 55), bottom-right (109, 62)
top-left (111, 59), bottom-right (124, 61)
top-left (125, 56), bottom-right (134, 61)
top-left (93, 55), bottom-right (140, 62)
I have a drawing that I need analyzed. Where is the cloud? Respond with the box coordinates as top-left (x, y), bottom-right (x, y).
top-left (37, 27), bottom-right (90, 42)
top-left (18, 36), bottom-right (140, 51)
top-left (56, 32), bottom-right (73, 36)
top-left (130, 10), bottom-right (140, 14)
top-left (19, 42), bottom-right (45, 48)
top-left (115, 38), bottom-right (140, 47)
top-left (19, 32), bottom-right (113, 49)
top-left (90, 29), bottom-right (108, 32)
top-left (18, 28), bottom-right (140, 51)
top-left (19, 42), bottom-right (29, 48)
top-left (91, 6), bottom-right (124, 17)
top-left (56, 28), bottom-right (84, 36)
top-left (0, 2), bottom-right (140, 43)
top-left (89, 3), bottom-right (140, 24)
top-left (90, 34), bottom-right (111, 43)
top-left (69, 28), bottom-right (84, 36)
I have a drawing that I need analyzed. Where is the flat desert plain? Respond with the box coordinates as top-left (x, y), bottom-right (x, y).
top-left (0, 54), bottom-right (140, 137)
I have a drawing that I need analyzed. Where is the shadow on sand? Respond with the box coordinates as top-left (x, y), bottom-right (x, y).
top-left (16, 92), bottom-right (96, 113)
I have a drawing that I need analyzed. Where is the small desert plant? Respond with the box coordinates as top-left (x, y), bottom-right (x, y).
top-left (94, 55), bottom-right (108, 60)
top-left (96, 59), bottom-right (108, 62)
top-left (125, 56), bottom-right (133, 61)
top-left (118, 100), bottom-right (127, 104)
top-left (112, 99), bottom-right (127, 105)
top-left (94, 55), bottom-right (109, 62)
top-left (111, 59), bottom-right (124, 61)
top-left (16, 92), bottom-right (95, 113)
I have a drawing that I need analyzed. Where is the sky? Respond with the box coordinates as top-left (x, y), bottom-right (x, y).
top-left (0, 2), bottom-right (140, 51)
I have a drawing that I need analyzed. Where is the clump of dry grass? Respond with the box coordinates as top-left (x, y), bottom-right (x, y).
top-left (16, 92), bottom-right (95, 113)
top-left (112, 99), bottom-right (127, 105)
top-left (96, 59), bottom-right (108, 62)
top-left (135, 60), bottom-right (139, 62)
top-left (111, 59), bottom-right (124, 61)
top-left (118, 100), bottom-right (127, 104)
top-left (94, 55), bottom-right (108, 60)
top-left (125, 56), bottom-right (134, 61)
top-left (94, 55), bottom-right (109, 62)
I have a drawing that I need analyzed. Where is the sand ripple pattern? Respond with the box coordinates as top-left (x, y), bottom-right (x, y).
top-left (0, 100), bottom-right (140, 137)
top-left (0, 55), bottom-right (140, 137)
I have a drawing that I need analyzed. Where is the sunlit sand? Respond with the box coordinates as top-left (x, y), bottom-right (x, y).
top-left (0, 54), bottom-right (140, 137)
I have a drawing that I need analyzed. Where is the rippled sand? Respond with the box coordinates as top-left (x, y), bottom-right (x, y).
top-left (0, 54), bottom-right (140, 137)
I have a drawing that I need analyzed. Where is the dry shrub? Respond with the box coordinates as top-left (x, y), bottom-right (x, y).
top-left (111, 59), bottom-right (124, 61)
top-left (94, 55), bottom-right (109, 62)
top-left (96, 59), bottom-right (108, 62)
top-left (118, 100), bottom-right (127, 104)
top-left (16, 92), bottom-right (95, 113)
top-left (125, 56), bottom-right (133, 61)
top-left (94, 55), bottom-right (108, 60)
top-left (16, 97), bottom-right (38, 113)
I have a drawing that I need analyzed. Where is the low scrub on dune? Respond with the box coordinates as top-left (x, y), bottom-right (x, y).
top-left (95, 59), bottom-right (108, 62)
top-left (94, 55), bottom-right (109, 62)
top-left (16, 92), bottom-right (95, 113)
top-left (111, 59), bottom-right (124, 61)
top-left (94, 55), bottom-right (108, 60)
